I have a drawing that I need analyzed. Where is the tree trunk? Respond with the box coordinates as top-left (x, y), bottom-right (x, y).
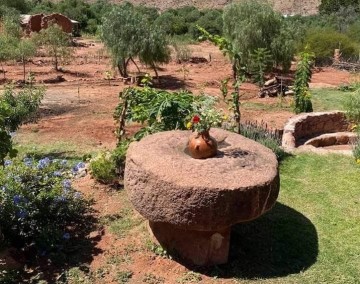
top-left (233, 63), bottom-right (241, 134)
top-left (117, 60), bottom-right (125, 77)
top-left (23, 58), bottom-right (26, 83)
top-left (130, 57), bottom-right (141, 74)
top-left (118, 96), bottom-right (128, 142)
top-left (1, 62), bottom-right (5, 79)
top-left (55, 55), bottom-right (58, 71)
top-left (151, 63), bottom-right (159, 79)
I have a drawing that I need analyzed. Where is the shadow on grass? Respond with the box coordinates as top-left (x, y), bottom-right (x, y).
top-left (200, 203), bottom-right (319, 279)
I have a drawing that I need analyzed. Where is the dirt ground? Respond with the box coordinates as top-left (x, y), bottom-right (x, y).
top-left (1, 39), bottom-right (352, 283)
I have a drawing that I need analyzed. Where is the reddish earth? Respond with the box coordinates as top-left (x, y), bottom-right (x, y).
top-left (1, 39), bottom-right (351, 283)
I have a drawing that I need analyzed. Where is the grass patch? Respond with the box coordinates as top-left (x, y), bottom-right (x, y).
top-left (13, 138), bottom-right (88, 161)
top-left (209, 154), bottom-right (360, 283)
top-left (311, 88), bottom-right (352, 111)
top-left (242, 101), bottom-right (292, 112)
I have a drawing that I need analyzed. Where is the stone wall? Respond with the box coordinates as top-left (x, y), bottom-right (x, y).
top-left (42, 14), bottom-right (73, 34)
top-left (23, 13), bottom-right (73, 35)
top-left (282, 111), bottom-right (350, 151)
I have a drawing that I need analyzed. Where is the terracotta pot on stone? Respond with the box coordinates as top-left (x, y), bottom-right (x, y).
top-left (188, 130), bottom-right (218, 159)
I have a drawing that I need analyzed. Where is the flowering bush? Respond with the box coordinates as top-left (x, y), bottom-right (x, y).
top-left (0, 157), bottom-right (91, 253)
top-left (89, 151), bottom-right (117, 184)
top-left (187, 97), bottom-right (224, 133)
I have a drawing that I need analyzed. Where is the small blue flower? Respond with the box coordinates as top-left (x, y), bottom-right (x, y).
top-left (74, 192), bottom-right (82, 199)
top-left (60, 160), bottom-right (67, 166)
top-left (13, 195), bottom-right (21, 205)
top-left (63, 233), bottom-right (70, 240)
top-left (72, 166), bottom-right (79, 173)
top-left (53, 171), bottom-right (62, 177)
top-left (62, 179), bottom-right (71, 189)
top-left (37, 157), bottom-right (51, 169)
top-left (77, 162), bottom-right (86, 169)
top-left (54, 195), bottom-right (67, 203)
top-left (23, 157), bottom-right (33, 167)
top-left (17, 209), bottom-right (27, 219)
top-left (4, 160), bottom-right (12, 166)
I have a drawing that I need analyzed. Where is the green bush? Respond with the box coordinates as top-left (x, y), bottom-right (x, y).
top-left (304, 28), bottom-right (358, 64)
top-left (0, 157), bottom-right (90, 252)
top-left (112, 140), bottom-right (131, 177)
top-left (89, 151), bottom-right (117, 184)
top-left (0, 85), bottom-right (44, 165)
top-left (114, 86), bottom-right (209, 141)
top-left (344, 91), bottom-right (360, 124)
top-left (240, 121), bottom-right (286, 161)
top-left (353, 134), bottom-right (360, 161)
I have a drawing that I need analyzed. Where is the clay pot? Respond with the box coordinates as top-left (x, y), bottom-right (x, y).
top-left (188, 131), bottom-right (218, 159)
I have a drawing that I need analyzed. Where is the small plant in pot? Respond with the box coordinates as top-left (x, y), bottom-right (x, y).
top-left (187, 97), bottom-right (224, 159)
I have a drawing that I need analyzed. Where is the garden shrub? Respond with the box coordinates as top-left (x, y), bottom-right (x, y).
top-left (89, 151), bottom-right (117, 184)
top-left (304, 28), bottom-right (358, 65)
top-left (353, 133), bottom-right (360, 162)
top-left (240, 121), bottom-right (286, 161)
top-left (293, 50), bottom-right (314, 114)
top-left (0, 85), bottom-right (44, 165)
top-left (0, 157), bottom-right (91, 252)
top-left (114, 86), bottom-right (208, 141)
top-left (112, 140), bottom-right (131, 177)
top-left (344, 91), bottom-right (360, 125)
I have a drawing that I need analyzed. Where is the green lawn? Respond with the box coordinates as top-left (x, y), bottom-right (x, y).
top-left (311, 88), bottom-right (352, 111)
top-left (210, 154), bottom-right (360, 284)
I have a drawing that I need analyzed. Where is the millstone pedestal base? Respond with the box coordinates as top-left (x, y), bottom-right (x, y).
top-left (149, 221), bottom-right (230, 266)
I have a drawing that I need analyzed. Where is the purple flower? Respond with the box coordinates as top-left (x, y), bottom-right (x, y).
top-left (17, 209), bottom-right (27, 219)
top-left (72, 166), bottom-right (79, 173)
top-left (23, 157), bottom-right (33, 167)
top-left (63, 233), bottom-right (70, 240)
top-left (53, 171), bottom-right (62, 177)
top-left (77, 162), bottom-right (86, 169)
top-left (4, 160), bottom-right (12, 166)
top-left (54, 195), bottom-right (67, 203)
top-left (73, 192), bottom-right (82, 199)
top-left (62, 179), bottom-right (71, 189)
top-left (37, 157), bottom-right (51, 169)
top-left (13, 195), bottom-right (21, 205)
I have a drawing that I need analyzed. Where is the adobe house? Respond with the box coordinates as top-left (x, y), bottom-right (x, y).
top-left (20, 13), bottom-right (79, 36)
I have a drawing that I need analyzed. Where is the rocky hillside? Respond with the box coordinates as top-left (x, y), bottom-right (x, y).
top-left (90, 0), bottom-right (321, 15)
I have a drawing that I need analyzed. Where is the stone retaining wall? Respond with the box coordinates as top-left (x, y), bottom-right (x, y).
top-left (282, 111), bottom-right (350, 151)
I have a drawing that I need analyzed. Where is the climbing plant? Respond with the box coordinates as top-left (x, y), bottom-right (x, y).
top-left (197, 25), bottom-right (245, 134)
top-left (293, 50), bottom-right (315, 114)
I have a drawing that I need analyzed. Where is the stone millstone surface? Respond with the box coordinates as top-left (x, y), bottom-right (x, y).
top-left (125, 128), bottom-right (280, 231)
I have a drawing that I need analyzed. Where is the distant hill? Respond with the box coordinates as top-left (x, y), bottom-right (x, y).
top-left (81, 0), bottom-right (320, 15)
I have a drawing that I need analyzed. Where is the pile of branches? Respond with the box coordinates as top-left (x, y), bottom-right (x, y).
top-left (258, 76), bottom-right (293, 98)
top-left (333, 61), bottom-right (360, 72)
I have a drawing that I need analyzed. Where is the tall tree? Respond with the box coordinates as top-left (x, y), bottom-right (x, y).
top-left (14, 38), bottom-right (36, 82)
top-left (35, 24), bottom-right (74, 71)
top-left (101, 4), bottom-right (169, 78)
top-left (319, 0), bottom-right (359, 14)
top-left (223, 0), bottom-right (295, 72)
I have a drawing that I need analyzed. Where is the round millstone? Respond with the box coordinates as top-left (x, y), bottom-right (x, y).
top-left (125, 128), bottom-right (280, 232)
